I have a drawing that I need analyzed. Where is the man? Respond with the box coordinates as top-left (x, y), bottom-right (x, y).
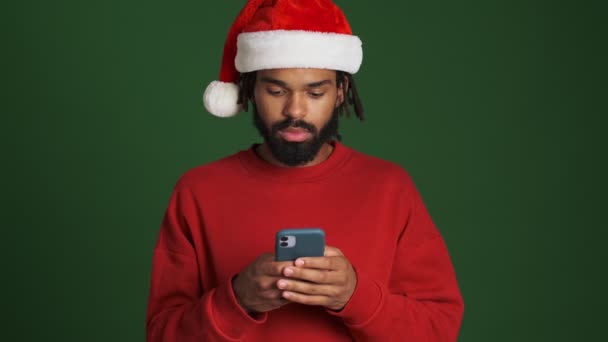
top-left (146, 1), bottom-right (464, 341)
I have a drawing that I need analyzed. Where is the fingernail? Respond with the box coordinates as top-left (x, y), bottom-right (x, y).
top-left (277, 280), bottom-right (287, 289)
top-left (284, 267), bottom-right (294, 276)
top-left (283, 291), bottom-right (291, 298)
top-left (295, 259), bottom-right (304, 266)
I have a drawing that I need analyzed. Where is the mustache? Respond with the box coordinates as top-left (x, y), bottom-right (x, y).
top-left (271, 119), bottom-right (317, 135)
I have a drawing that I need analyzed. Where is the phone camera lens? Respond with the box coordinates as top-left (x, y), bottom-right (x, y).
top-left (280, 242), bottom-right (288, 247)
top-left (280, 236), bottom-right (288, 241)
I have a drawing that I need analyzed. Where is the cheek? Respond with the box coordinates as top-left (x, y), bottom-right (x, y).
top-left (310, 95), bottom-right (339, 117)
top-left (253, 92), bottom-right (283, 117)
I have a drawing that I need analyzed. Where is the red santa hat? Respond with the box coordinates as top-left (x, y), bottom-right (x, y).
top-left (203, 0), bottom-right (363, 118)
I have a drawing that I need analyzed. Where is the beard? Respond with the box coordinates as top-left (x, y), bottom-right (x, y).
top-left (253, 107), bottom-right (340, 167)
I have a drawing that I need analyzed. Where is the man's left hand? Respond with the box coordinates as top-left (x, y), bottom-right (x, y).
top-left (276, 246), bottom-right (357, 311)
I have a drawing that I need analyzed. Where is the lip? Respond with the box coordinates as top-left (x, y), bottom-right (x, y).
top-left (278, 128), bottom-right (312, 142)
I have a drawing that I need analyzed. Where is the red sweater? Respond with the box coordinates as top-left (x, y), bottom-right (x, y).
top-left (146, 142), bottom-right (464, 341)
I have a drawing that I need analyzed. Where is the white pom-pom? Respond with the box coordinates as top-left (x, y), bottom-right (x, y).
top-left (203, 81), bottom-right (242, 118)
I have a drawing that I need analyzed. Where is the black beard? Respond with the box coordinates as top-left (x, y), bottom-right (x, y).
top-left (253, 107), bottom-right (340, 167)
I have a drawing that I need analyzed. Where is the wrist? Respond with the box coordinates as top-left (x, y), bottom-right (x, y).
top-left (231, 274), bottom-right (253, 314)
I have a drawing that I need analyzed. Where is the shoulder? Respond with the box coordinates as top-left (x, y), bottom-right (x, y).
top-left (345, 145), bottom-right (414, 186)
top-left (174, 149), bottom-right (246, 190)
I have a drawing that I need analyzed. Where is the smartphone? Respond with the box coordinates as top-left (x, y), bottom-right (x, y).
top-left (275, 228), bottom-right (325, 261)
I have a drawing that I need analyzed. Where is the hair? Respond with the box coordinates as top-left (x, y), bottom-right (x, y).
top-left (237, 71), bottom-right (364, 121)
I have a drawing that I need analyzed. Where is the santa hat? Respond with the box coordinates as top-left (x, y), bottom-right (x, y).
top-left (203, 0), bottom-right (363, 118)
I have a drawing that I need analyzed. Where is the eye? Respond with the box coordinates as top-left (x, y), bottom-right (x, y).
top-left (309, 92), bottom-right (325, 99)
top-left (267, 88), bottom-right (285, 96)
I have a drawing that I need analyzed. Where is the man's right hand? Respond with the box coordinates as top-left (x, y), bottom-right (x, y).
top-left (232, 253), bottom-right (293, 314)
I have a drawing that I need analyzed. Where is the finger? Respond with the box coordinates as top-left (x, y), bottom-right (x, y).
top-left (262, 296), bottom-right (291, 310)
top-left (261, 289), bottom-right (290, 302)
top-left (258, 253), bottom-right (275, 261)
top-left (274, 299), bottom-right (290, 307)
top-left (281, 291), bottom-right (331, 307)
top-left (259, 260), bottom-right (294, 276)
top-left (324, 246), bottom-right (344, 257)
top-left (282, 266), bottom-right (341, 284)
top-left (277, 279), bottom-right (337, 296)
top-left (294, 256), bottom-right (343, 271)
top-left (264, 291), bottom-right (291, 306)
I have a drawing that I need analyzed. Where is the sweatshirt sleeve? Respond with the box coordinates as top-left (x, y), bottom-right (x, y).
top-left (146, 181), bottom-right (267, 341)
top-left (330, 174), bottom-right (464, 341)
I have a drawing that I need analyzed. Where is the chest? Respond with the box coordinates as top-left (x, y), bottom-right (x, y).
top-left (194, 180), bottom-right (406, 285)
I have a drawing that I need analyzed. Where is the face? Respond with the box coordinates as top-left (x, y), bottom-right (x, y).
top-left (252, 68), bottom-right (345, 166)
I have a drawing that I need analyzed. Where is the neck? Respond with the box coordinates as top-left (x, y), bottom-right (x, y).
top-left (255, 142), bottom-right (335, 168)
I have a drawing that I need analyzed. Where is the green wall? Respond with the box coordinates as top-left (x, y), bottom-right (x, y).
top-left (3, 0), bottom-right (606, 340)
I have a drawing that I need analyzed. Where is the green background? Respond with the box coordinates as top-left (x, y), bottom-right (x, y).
top-left (3, 0), bottom-right (606, 340)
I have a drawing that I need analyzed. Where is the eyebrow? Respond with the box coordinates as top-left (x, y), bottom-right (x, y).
top-left (259, 77), bottom-right (333, 88)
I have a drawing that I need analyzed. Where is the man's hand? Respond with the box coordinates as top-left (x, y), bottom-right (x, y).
top-left (276, 246), bottom-right (357, 311)
top-left (232, 253), bottom-right (293, 314)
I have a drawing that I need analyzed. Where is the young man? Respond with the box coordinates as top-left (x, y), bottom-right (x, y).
top-left (146, 1), bottom-right (464, 341)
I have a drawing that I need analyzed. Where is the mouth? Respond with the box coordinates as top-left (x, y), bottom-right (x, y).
top-left (278, 127), bottom-right (313, 142)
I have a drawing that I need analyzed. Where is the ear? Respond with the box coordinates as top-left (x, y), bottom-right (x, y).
top-left (336, 76), bottom-right (349, 107)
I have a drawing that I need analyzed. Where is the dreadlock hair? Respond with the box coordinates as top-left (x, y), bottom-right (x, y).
top-left (336, 71), bottom-right (364, 121)
top-left (237, 71), bottom-right (364, 121)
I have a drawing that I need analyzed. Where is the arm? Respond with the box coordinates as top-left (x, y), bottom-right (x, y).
top-left (278, 176), bottom-right (464, 341)
top-left (145, 182), bottom-right (267, 341)
top-left (333, 178), bottom-right (465, 341)
top-left (334, 237), bottom-right (464, 341)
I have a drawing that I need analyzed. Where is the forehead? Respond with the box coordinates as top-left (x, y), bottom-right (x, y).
top-left (256, 68), bottom-right (337, 86)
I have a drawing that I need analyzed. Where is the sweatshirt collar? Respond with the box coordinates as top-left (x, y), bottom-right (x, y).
top-left (238, 141), bottom-right (352, 182)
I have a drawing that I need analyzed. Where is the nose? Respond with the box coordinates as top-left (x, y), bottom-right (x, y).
top-left (283, 93), bottom-right (307, 119)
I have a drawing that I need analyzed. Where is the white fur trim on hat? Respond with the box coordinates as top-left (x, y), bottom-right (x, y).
top-left (203, 81), bottom-right (242, 118)
top-left (235, 30), bottom-right (363, 74)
